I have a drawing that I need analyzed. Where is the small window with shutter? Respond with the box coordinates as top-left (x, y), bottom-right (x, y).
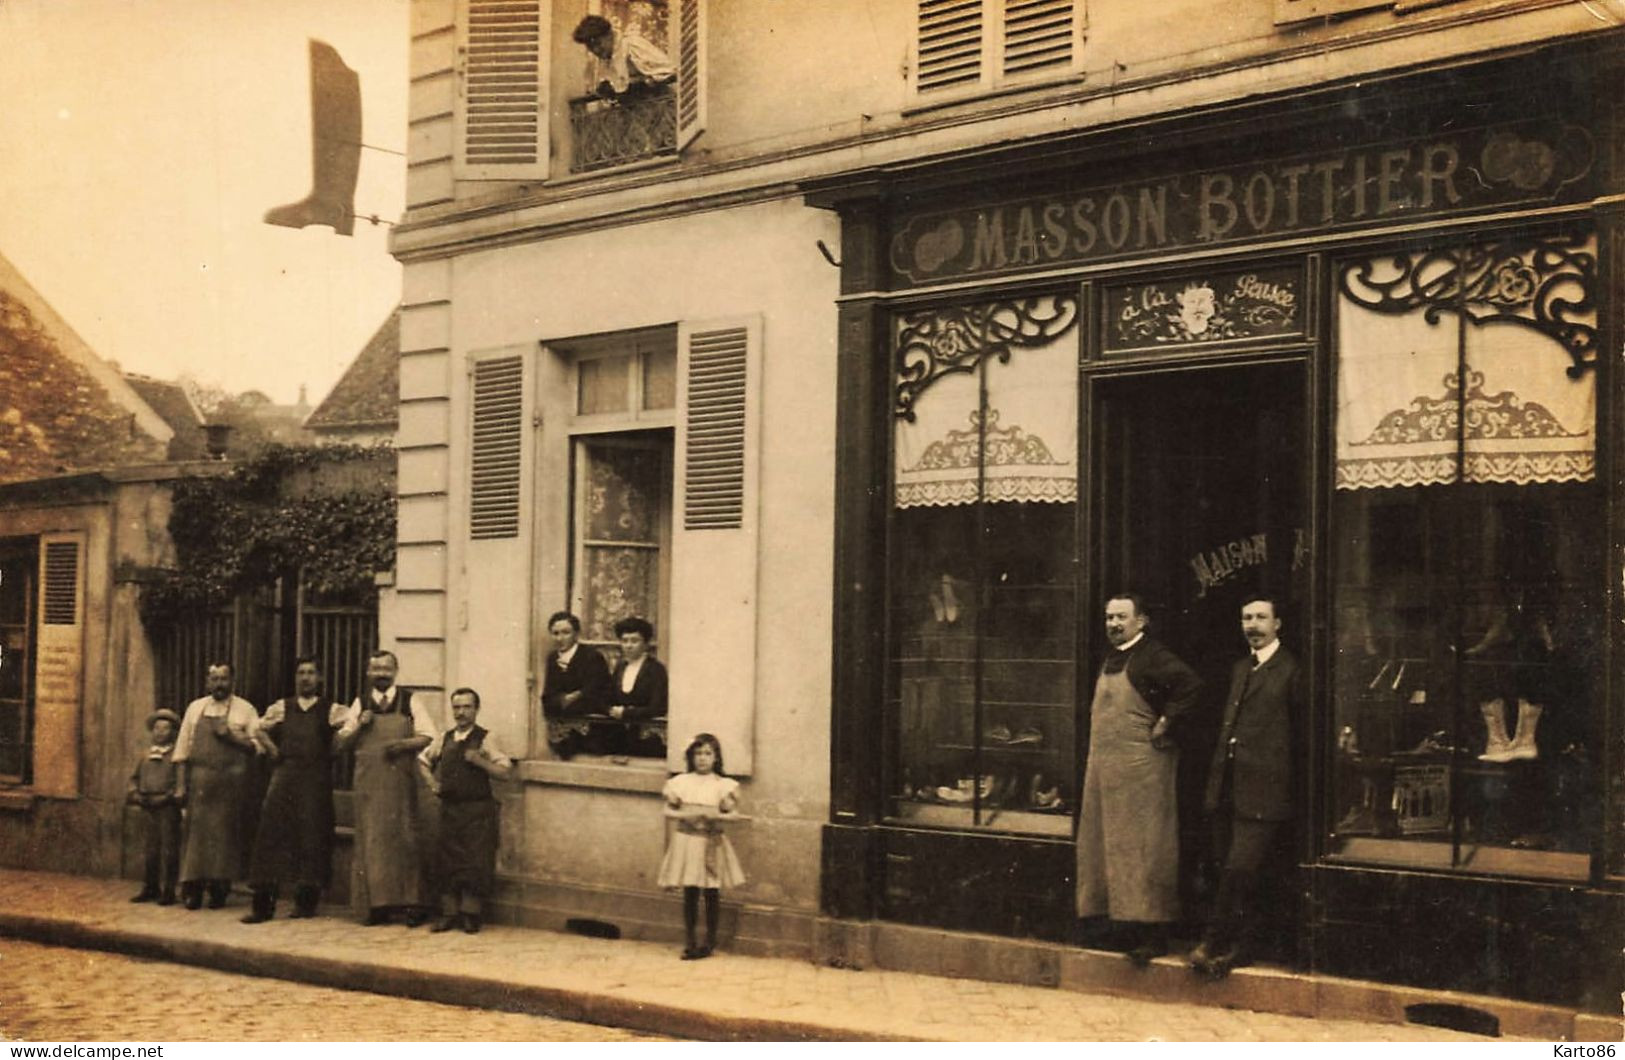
top-left (913, 0), bottom-right (1083, 100)
top-left (470, 354), bottom-right (526, 540)
top-left (0, 541), bottom-right (38, 785)
top-left (455, 0), bottom-right (549, 180)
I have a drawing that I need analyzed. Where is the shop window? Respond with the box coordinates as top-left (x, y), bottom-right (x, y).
top-left (887, 294), bottom-right (1080, 836)
top-left (569, 0), bottom-right (706, 174)
top-left (914, 0), bottom-right (1083, 99)
top-left (1329, 231), bottom-right (1599, 881)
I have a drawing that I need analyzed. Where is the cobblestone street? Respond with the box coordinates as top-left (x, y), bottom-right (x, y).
top-left (0, 939), bottom-right (670, 1042)
top-left (0, 869), bottom-right (1570, 1042)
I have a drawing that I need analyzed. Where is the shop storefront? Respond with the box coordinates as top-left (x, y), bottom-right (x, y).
top-left (815, 39), bottom-right (1623, 1009)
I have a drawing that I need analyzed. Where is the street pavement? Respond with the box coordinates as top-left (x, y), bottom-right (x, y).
top-left (0, 868), bottom-right (1587, 1042)
top-left (0, 938), bottom-right (670, 1042)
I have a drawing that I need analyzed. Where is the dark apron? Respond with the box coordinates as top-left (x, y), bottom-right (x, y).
top-left (248, 699), bottom-right (335, 888)
top-left (350, 710), bottom-right (424, 911)
top-left (179, 711), bottom-right (250, 883)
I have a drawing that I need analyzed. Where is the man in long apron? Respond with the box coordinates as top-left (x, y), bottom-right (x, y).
top-left (241, 656), bottom-right (344, 923)
top-left (173, 662), bottom-right (260, 910)
top-left (1076, 593), bottom-right (1203, 966)
top-left (335, 649), bottom-right (434, 926)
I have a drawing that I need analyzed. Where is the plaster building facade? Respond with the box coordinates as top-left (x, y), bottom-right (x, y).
top-left (391, 0), bottom-right (1624, 1009)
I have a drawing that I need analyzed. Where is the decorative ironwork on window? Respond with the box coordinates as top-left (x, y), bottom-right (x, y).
top-left (1336, 233), bottom-right (1597, 379)
top-left (894, 294), bottom-right (1078, 421)
top-left (569, 87), bottom-right (677, 173)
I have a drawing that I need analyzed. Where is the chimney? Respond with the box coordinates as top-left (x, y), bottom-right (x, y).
top-left (202, 422), bottom-right (233, 459)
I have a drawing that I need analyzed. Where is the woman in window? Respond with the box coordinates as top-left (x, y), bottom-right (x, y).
top-left (606, 616), bottom-right (668, 759)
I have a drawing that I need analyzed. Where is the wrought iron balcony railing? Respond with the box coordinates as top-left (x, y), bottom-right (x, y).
top-left (569, 86), bottom-right (677, 174)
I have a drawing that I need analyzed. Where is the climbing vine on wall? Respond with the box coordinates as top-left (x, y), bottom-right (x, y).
top-left (139, 444), bottom-right (396, 626)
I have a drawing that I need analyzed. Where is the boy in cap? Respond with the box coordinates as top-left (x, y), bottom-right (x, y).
top-left (126, 709), bottom-right (183, 905)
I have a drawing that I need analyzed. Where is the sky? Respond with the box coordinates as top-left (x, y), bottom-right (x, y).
top-left (0, 0), bottom-right (409, 406)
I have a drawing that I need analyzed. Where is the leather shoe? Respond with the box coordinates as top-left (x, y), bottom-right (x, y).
top-left (130, 890), bottom-right (158, 903)
top-left (157, 891), bottom-right (177, 907)
top-left (361, 908), bottom-right (389, 926)
top-left (183, 893), bottom-right (203, 911)
top-left (430, 915), bottom-right (459, 933)
top-left (404, 909), bottom-right (429, 928)
top-left (1127, 940), bottom-right (1167, 968)
top-left (240, 911), bottom-right (272, 924)
top-left (460, 914), bottom-right (481, 934)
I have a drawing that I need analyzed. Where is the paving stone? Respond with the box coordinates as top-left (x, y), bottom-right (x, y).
top-left (0, 868), bottom-right (1540, 1042)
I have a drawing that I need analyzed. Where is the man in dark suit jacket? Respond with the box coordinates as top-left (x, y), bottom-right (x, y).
top-left (1192, 595), bottom-right (1304, 979)
top-left (541, 611), bottom-right (612, 760)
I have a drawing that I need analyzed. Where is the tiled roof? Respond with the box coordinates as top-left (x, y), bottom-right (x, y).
top-left (0, 287), bottom-right (165, 485)
top-left (306, 310), bottom-right (400, 432)
top-left (124, 374), bottom-right (207, 461)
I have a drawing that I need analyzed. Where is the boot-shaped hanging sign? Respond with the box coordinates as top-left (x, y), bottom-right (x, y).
top-left (265, 40), bottom-right (361, 236)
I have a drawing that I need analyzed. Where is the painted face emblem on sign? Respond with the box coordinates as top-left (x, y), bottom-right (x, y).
top-left (913, 219), bottom-right (965, 274)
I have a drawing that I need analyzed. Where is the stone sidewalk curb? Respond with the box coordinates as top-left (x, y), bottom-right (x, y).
top-left (0, 913), bottom-right (908, 1043)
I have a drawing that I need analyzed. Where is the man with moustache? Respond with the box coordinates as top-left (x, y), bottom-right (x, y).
top-left (241, 656), bottom-right (344, 923)
top-left (1076, 593), bottom-right (1203, 967)
top-left (1191, 595), bottom-right (1303, 979)
top-left (335, 649), bottom-right (435, 926)
top-left (173, 662), bottom-right (260, 910)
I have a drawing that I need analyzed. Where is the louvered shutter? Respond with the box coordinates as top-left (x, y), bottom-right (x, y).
top-left (916, 0), bottom-right (985, 94)
top-left (667, 317), bottom-right (761, 774)
top-left (455, 0), bottom-right (549, 179)
top-left (33, 533), bottom-right (83, 797)
top-left (674, 0), bottom-right (706, 149)
top-left (1001, 0), bottom-right (1075, 79)
top-left (470, 354), bottom-right (526, 539)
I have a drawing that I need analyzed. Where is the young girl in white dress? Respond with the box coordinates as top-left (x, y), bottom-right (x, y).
top-left (659, 732), bottom-right (745, 959)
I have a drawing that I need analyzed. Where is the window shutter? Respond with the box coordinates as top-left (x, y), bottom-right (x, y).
top-left (470, 354), bottom-right (526, 539)
top-left (1001, 0), bottom-right (1075, 79)
top-left (668, 317), bottom-right (761, 774)
top-left (455, 0), bottom-right (550, 179)
top-left (916, 0), bottom-right (985, 94)
top-left (33, 533), bottom-right (83, 798)
top-left (675, 0), bottom-right (706, 149)
top-left (682, 327), bottom-right (748, 530)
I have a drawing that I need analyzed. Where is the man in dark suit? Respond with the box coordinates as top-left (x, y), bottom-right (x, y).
top-left (1191, 595), bottom-right (1303, 979)
top-left (541, 611), bottom-right (612, 760)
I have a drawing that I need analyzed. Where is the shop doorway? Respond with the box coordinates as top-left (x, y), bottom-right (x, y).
top-left (1092, 359), bottom-right (1308, 940)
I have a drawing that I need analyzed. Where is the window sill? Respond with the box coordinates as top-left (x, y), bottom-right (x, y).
top-left (0, 790), bottom-right (38, 813)
top-left (903, 71), bottom-right (1088, 120)
top-left (518, 756), bottom-right (668, 795)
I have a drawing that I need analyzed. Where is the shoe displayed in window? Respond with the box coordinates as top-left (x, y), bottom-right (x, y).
top-left (1008, 725), bottom-right (1044, 747)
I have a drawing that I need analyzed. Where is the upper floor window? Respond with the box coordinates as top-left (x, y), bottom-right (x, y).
top-left (454, 0), bottom-right (706, 182)
top-left (568, 0), bottom-right (706, 174)
top-left (913, 0), bottom-right (1083, 100)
